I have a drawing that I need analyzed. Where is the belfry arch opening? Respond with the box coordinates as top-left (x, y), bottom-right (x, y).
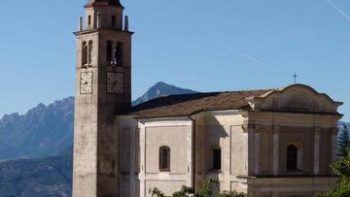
top-left (106, 40), bottom-right (113, 64)
top-left (88, 41), bottom-right (93, 65)
top-left (82, 41), bottom-right (88, 66)
top-left (113, 42), bottom-right (123, 65)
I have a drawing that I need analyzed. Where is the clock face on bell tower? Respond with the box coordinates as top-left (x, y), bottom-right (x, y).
top-left (80, 72), bottom-right (93, 94)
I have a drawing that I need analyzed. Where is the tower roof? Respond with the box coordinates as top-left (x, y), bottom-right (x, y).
top-left (85, 0), bottom-right (124, 8)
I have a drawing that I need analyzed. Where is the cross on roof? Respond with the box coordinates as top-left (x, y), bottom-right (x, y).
top-left (293, 73), bottom-right (298, 84)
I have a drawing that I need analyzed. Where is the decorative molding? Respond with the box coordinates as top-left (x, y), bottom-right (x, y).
top-left (241, 124), bottom-right (248, 132)
top-left (273, 125), bottom-right (280, 134)
top-left (204, 109), bottom-right (242, 116)
top-left (331, 127), bottom-right (338, 135)
top-left (241, 123), bottom-right (261, 133)
top-left (138, 117), bottom-right (193, 127)
top-left (314, 127), bottom-right (321, 135)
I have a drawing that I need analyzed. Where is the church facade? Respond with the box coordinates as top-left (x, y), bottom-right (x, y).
top-left (72, 1), bottom-right (343, 197)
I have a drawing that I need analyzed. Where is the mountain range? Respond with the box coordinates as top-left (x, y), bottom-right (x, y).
top-left (0, 98), bottom-right (74, 161)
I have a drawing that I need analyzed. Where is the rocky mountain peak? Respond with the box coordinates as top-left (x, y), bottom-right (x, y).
top-left (133, 81), bottom-right (198, 106)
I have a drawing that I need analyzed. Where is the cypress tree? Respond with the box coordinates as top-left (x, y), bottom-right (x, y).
top-left (338, 124), bottom-right (350, 158)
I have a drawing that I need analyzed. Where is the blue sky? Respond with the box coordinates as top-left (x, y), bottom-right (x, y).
top-left (0, 0), bottom-right (349, 121)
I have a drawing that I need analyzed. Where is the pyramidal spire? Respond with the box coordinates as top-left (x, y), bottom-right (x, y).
top-left (85, 0), bottom-right (124, 8)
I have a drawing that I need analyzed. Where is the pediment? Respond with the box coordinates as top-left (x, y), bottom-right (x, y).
top-left (248, 84), bottom-right (342, 114)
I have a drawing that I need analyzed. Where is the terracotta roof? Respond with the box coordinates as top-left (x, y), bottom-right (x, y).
top-left (131, 89), bottom-right (273, 118)
top-left (85, 0), bottom-right (124, 8)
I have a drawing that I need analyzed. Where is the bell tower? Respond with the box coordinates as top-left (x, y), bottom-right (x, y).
top-left (73, 0), bottom-right (132, 196)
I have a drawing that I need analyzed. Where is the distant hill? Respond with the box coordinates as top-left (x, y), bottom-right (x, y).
top-left (0, 155), bottom-right (72, 197)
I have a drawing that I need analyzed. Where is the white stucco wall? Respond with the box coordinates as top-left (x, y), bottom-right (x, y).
top-left (138, 117), bottom-right (193, 197)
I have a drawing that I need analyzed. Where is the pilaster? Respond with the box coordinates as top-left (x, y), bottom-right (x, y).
top-left (241, 123), bottom-right (249, 175)
top-left (186, 120), bottom-right (194, 187)
top-left (139, 122), bottom-right (146, 197)
top-left (253, 125), bottom-right (261, 175)
top-left (331, 127), bottom-right (338, 163)
top-left (272, 126), bottom-right (280, 176)
top-left (243, 123), bottom-right (261, 176)
top-left (313, 128), bottom-right (321, 175)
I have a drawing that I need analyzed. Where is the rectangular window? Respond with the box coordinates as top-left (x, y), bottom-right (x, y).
top-left (213, 148), bottom-right (221, 170)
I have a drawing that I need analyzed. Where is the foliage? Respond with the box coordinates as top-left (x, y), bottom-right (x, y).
top-left (172, 186), bottom-right (194, 197)
top-left (317, 149), bottom-right (350, 197)
top-left (338, 124), bottom-right (350, 158)
top-left (150, 178), bottom-right (246, 197)
top-left (219, 191), bottom-right (247, 197)
top-left (196, 178), bottom-right (219, 197)
top-left (150, 185), bottom-right (193, 197)
top-left (150, 187), bottom-right (167, 197)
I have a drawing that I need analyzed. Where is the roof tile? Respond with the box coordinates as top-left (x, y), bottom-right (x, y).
top-left (131, 89), bottom-right (273, 118)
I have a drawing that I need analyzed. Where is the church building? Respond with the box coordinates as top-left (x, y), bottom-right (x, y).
top-left (72, 1), bottom-right (343, 197)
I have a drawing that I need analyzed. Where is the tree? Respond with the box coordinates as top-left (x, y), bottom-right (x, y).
top-left (338, 124), bottom-right (350, 158)
top-left (317, 149), bottom-right (350, 197)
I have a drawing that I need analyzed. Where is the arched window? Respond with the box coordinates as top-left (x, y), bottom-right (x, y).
top-left (106, 40), bottom-right (113, 64)
top-left (82, 41), bottom-right (88, 66)
top-left (113, 42), bottom-right (123, 65)
top-left (159, 146), bottom-right (170, 171)
top-left (88, 41), bottom-right (93, 65)
top-left (287, 145), bottom-right (298, 171)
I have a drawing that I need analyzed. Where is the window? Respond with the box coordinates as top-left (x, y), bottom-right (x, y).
top-left (159, 146), bottom-right (170, 171)
top-left (212, 148), bottom-right (221, 170)
top-left (106, 41), bottom-right (113, 64)
top-left (287, 145), bottom-right (298, 171)
top-left (88, 41), bottom-right (93, 65)
top-left (82, 41), bottom-right (87, 66)
top-left (111, 15), bottom-right (116, 27)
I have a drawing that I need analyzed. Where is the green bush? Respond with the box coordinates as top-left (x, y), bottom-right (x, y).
top-left (317, 149), bottom-right (350, 197)
top-left (219, 191), bottom-right (247, 197)
top-left (150, 178), bottom-right (246, 197)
